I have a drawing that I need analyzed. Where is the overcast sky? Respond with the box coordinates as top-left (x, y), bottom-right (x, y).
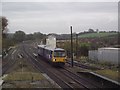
top-left (2, 2), bottom-right (118, 34)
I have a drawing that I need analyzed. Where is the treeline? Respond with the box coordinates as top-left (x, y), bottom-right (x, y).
top-left (3, 31), bottom-right (46, 52)
top-left (61, 42), bottom-right (90, 57)
top-left (3, 30), bottom-right (119, 55)
top-left (1, 16), bottom-right (8, 55)
top-left (82, 28), bottom-right (118, 33)
top-left (2, 16), bottom-right (119, 57)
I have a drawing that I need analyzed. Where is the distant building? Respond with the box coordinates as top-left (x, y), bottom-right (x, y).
top-left (46, 35), bottom-right (56, 48)
top-left (89, 47), bottom-right (120, 65)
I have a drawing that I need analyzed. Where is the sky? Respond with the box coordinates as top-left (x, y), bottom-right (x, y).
top-left (2, 1), bottom-right (118, 34)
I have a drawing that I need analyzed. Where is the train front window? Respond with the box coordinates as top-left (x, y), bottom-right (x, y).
top-left (54, 51), bottom-right (65, 57)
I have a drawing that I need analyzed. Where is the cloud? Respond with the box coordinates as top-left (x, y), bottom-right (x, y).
top-left (2, 2), bottom-right (118, 34)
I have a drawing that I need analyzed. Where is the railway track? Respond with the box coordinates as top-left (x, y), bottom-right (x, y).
top-left (29, 44), bottom-right (100, 71)
top-left (66, 60), bottom-right (100, 70)
top-left (22, 44), bottom-right (73, 89)
top-left (65, 61), bottom-right (119, 88)
top-left (59, 68), bottom-right (100, 88)
top-left (22, 44), bottom-right (120, 89)
top-left (24, 44), bottom-right (120, 89)
top-left (2, 48), bottom-right (18, 74)
top-left (22, 44), bottom-right (92, 89)
top-left (2, 43), bottom-right (119, 89)
top-left (66, 60), bottom-right (120, 88)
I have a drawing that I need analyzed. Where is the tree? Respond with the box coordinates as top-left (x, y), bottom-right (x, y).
top-left (63, 41), bottom-right (71, 57)
top-left (0, 17), bottom-right (8, 38)
top-left (26, 34), bottom-right (34, 40)
top-left (0, 17), bottom-right (2, 32)
top-left (88, 28), bottom-right (94, 33)
top-left (13, 31), bottom-right (26, 43)
top-left (118, 32), bottom-right (120, 45)
top-left (33, 32), bottom-right (45, 40)
top-left (1, 17), bottom-right (8, 55)
top-left (1, 17), bottom-right (8, 32)
top-left (79, 43), bottom-right (90, 56)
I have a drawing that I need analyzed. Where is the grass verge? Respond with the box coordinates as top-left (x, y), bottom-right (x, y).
top-left (3, 72), bottom-right (45, 81)
top-left (95, 69), bottom-right (119, 82)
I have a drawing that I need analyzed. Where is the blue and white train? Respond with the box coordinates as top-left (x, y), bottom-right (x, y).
top-left (37, 45), bottom-right (67, 66)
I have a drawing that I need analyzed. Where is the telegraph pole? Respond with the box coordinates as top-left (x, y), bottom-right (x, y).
top-left (76, 33), bottom-right (78, 59)
top-left (70, 26), bottom-right (73, 67)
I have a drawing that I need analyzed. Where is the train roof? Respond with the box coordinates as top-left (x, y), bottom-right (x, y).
top-left (38, 45), bottom-right (65, 51)
top-left (54, 48), bottom-right (65, 51)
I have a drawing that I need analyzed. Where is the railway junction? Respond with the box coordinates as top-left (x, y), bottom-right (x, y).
top-left (1, 42), bottom-right (120, 89)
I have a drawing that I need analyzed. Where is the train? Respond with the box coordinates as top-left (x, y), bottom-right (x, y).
top-left (37, 45), bottom-right (67, 66)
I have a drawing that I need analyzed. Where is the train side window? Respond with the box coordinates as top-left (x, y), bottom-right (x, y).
top-left (50, 51), bottom-right (52, 54)
top-left (49, 51), bottom-right (51, 55)
top-left (47, 50), bottom-right (49, 54)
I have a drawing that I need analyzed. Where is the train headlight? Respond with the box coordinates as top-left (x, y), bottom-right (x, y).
top-left (53, 59), bottom-right (56, 61)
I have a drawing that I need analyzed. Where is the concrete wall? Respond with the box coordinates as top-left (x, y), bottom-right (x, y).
top-left (88, 50), bottom-right (98, 61)
top-left (89, 48), bottom-right (119, 65)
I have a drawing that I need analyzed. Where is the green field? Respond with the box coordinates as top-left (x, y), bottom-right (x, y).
top-left (78, 32), bottom-right (117, 38)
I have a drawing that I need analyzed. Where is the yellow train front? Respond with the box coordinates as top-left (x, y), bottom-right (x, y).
top-left (52, 48), bottom-right (67, 66)
top-left (38, 45), bottom-right (66, 66)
